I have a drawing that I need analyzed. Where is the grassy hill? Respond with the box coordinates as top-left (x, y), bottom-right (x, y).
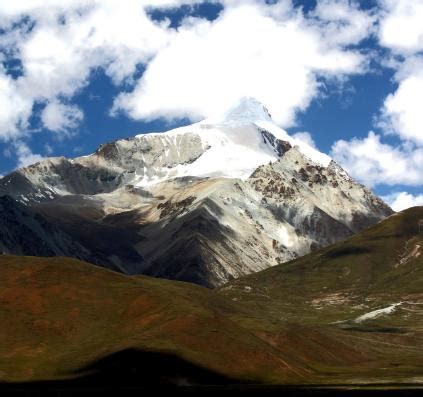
top-left (220, 206), bottom-right (423, 384)
top-left (0, 255), bottom-right (306, 386)
top-left (0, 207), bottom-right (422, 388)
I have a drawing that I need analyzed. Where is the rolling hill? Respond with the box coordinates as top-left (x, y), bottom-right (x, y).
top-left (0, 206), bottom-right (422, 390)
top-left (220, 206), bottom-right (423, 384)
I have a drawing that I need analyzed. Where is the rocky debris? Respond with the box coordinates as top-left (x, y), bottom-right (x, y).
top-left (158, 196), bottom-right (197, 219)
top-left (259, 128), bottom-right (292, 156)
top-left (250, 169), bottom-right (296, 200)
top-left (96, 142), bottom-right (120, 160)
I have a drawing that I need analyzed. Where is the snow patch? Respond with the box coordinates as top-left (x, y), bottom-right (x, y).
top-left (275, 224), bottom-right (295, 248)
top-left (133, 97), bottom-right (332, 187)
top-left (135, 122), bottom-right (280, 187)
top-left (354, 302), bottom-right (403, 323)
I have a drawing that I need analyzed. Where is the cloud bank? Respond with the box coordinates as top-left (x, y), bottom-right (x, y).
top-left (0, 0), bottom-right (371, 140)
top-left (329, 0), bottom-right (423, 208)
top-left (382, 191), bottom-right (423, 212)
top-left (0, 0), bottom-right (421, 209)
top-left (112, 1), bottom-right (370, 126)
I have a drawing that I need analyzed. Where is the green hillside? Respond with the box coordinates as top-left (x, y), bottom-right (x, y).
top-left (0, 207), bottom-right (422, 387)
top-left (0, 255), bottom-right (305, 385)
top-left (220, 206), bottom-right (423, 383)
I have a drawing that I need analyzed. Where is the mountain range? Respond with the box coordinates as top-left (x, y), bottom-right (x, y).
top-left (0, 97), bottom-right (392, 287)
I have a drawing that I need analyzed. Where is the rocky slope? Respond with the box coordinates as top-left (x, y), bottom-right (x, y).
top-left (0, 97), bottom-right (392, 286)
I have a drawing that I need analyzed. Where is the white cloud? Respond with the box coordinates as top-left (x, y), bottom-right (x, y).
top-left (0, 0), bottom-right (375, 145)
top-left (292, 131), bottom-right (317, 149)
top-left (0, 0), bottom-right (196, 140)
top-left (0, 1), bottom-right (203, 28)
top-left (112, 1), bottom-right (369, 126)
top-left (16, 0), bottom-right (174, 95)
top-left (380, 71), bottom-right (423, 146)
top-left (312, 0), bottom-right (376, 46)
top-left (41, 100), bottom-right (83, 134)
top-left (382, 191), bottom-right (423, 212)
top-left (376, 2), bottom-right (423, 148)
top-left (0, 70), bottom-right (33, 140)
top-left (378, 0), bottom-right (423, 54)
top-left (12, 141), bottom-right (45, 168)
top-left (331, 1), bottom-right (423, 193)
top-left (331, 131), bottom-right (423, 187)
top-left (377, 56), bottom-right (423, 147)
top-left (44, 143), bottom-right (54, 154)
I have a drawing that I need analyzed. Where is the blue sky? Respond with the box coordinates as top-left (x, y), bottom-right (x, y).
top-left (0, 0), bottom-right (422, 210)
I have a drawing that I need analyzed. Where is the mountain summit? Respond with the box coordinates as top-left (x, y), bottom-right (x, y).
top-left (208, 96), bottom-right (273, 123)
top-left (0, 99), bottom-right (392, 286)
top-left (131, 96), bottom-right (330, 185)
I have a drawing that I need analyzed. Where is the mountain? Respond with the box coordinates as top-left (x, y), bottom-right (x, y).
top-left (0, 207), bottom-right (422, 388)
top-left (0, 97), bottom-right (392, 286)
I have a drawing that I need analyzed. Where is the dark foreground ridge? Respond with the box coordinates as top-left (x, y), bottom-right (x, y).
top-left (0, 347), bottom-right (422, 396)
top-left (0, 348), bottom-right (240, 395)
top-left (2, 381), bottom-right (423, 397)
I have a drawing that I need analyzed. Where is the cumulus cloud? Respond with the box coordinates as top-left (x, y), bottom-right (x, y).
top-left (41, 100), bottom-right (83, 134)
top-left (331, 131), bottom-right (423, 187)
top-left (382, 191), bottom-right (423, 212)
top-left (312, 0), bottom-right (376, 46)
top-left (379, 68), bottom-right (423, 146)
top-left (12, 141), bottom-right (45, 168)
top-left (375, 1), bottom-right (423, 148)
top-left (0, 0), bottom-right (199, 140)
top-left (0, 0), bottom-right (376, 145)
top-left (292, 131), bottom-right (317, 149)
top-left (112, 1), bottom-right (369, 126)
top-left (378, 0), bottom-right (423, 54)
top-left (331, 1), bottom-right (423, 194)
top-left (0, 70), bottom-right (33, 140)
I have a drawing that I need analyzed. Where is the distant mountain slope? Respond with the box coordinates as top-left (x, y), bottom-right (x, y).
top-left (0, 196), bottom-right (89, 259)
top-left (0, 98), bottom-right (392, 286)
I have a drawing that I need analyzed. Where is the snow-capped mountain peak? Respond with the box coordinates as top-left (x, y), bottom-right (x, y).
top-left (123, 97), bottom-right (331, 186)
top-left (0, 96), bottom-right (393, 287)
top-left (2, 97), bottom-right (334, 193)
top-left (200, 96), bottom-right (331, 168)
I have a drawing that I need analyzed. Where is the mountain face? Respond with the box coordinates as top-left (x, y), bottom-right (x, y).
top-left (0, 97), bottom-right (392, 287)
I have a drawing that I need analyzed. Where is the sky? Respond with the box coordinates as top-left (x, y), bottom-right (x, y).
top-left (0, 0), bottom-right (422, 211)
